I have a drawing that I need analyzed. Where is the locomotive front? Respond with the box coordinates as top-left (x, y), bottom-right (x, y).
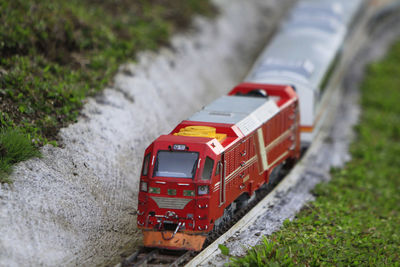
top-left (137, 133), bottom-right (222, 251)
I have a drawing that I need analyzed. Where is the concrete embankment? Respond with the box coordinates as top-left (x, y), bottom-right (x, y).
top-left (0, 0), bottom-right (292, 266)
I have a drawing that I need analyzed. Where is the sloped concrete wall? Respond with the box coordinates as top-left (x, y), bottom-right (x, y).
top-left (0, 0), bottom-right (292, 266)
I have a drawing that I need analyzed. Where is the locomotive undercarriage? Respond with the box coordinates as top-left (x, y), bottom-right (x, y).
top-left (142, 210), bottom-right (208, 250)
top-left (204, 162), bottom-right (289, 247)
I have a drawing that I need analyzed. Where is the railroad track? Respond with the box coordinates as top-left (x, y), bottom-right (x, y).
top-left (115, 1), bottom-right (399, 266)
top-left (117, 169), bottom-right (289, 267)
top-left (118, 248), bottom-right (193, 267)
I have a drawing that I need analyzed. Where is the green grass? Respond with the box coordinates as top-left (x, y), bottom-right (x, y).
top-left (0, 128), bottom-right (41, 183)
top-left (0, 0), bottom-right (216, 182)
top-left (222, 41), bottom-right (400, 266)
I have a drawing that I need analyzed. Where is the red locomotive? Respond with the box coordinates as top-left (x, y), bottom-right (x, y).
top-left (137, 83), bottom-right (300, 251)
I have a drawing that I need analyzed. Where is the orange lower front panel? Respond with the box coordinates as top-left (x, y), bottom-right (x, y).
top-left (143, 230), bottom-right (207, 251)
top-left (300, 125), bottom-right (314, 133)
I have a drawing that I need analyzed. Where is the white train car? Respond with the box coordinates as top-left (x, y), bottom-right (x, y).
top-left (245, 0), bottom-right (364, 145)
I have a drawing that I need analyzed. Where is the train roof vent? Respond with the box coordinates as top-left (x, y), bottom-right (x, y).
top-left (236, 101), bottom-right (279, 136)
top-left (285, 17), bottom-right (343, 34)
top-left (253, 58), bottom-right (314, 79)
top-left (188, 96), bottom-right (279, 136)
top-left (236, 116), bottom-right (259, 136)
top-left (293, 2), bottom-right (344, 20)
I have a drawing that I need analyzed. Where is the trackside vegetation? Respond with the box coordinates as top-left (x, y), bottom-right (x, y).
top-left (221, 40), bottom-right (400, 266)
top-left (0, 129), bottom-right (41, 183)
top-left (0, 0), bottom-right (216, 183)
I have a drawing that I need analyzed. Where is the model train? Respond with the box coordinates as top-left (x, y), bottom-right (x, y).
top-left (137, 0), bottom-right (364, 251)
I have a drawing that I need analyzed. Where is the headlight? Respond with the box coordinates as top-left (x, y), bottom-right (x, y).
top-left (140, 181), bottom-right (148, 192)
top-left (149, 187), bottom-right (160, 194)
top-left (183, 190), bottom-right (195, 197)
top-left (198, 185), bottom-right (209, 195)
top-left (168, 189), bottom-right (176, 196)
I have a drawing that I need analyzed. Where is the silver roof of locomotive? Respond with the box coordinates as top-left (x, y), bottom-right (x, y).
top-left (189, 95), bottom-right (279, 136)
top-left (246, 0), bottom-right (364, 91)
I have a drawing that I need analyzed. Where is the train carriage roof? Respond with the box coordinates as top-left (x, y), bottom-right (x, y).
top-left (248, 19), bottom-right (344, 90)
top-left (188, 95), bottom-right (279, 136)
top-left (246, 0), bottom-right (364, 92)
top-left (291, 0), bottom-right (364, 27)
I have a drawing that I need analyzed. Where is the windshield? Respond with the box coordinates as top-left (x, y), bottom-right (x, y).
top-left (153, 151), bottom-right (199, 178)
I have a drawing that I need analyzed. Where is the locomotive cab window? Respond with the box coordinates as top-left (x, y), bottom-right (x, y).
top-left (141, 153), bottom-right (150, 176)
top-left (201, 157), bottom-right (214, 180)
top-left (153, 151), bottom-right (199, 178)
top-left (215, 161), bottom-right (221, 176)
